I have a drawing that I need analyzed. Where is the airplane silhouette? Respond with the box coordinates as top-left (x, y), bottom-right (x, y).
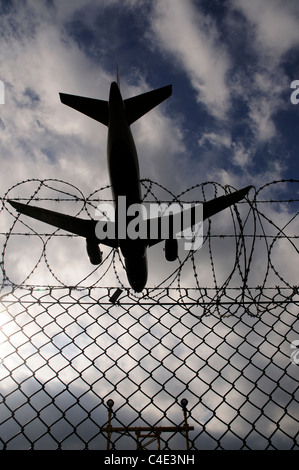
top-left (9, 77), bottom-right (251, 292)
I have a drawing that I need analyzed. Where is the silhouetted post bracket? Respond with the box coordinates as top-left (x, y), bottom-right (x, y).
top-left (180, 398), bottom-right (191, 450)
top-left (106, 399), bottom-right (114, 450)
top-left (101, 398), bottom-right (194, 450)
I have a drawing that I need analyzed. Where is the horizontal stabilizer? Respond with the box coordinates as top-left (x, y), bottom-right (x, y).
top-left (59, 93), bottom-right (109, 126)
top-left (8, 200), bottom-right (117, 248)
top-left (124, 85), bottom-right (172, 125)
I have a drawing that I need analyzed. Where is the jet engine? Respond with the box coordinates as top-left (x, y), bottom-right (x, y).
top-left (86, 238), bottom-right (103, 265)
top-left (164, 238), bottom-right (178, 262)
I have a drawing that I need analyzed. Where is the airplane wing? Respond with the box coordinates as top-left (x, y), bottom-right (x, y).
top-left (202, 185), bottom-right (252, 220)
top-left (146, 185), bottom-right (252, 247)
top-left (8, 185), bottom-right (251, 249)
top-left (8, 200), bottom-right (118, 248)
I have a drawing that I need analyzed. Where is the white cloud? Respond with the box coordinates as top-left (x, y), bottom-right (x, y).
top-left (236, 68), bottom-right (289, 144)
top-left (227, 0), bottom-right (299, 145)
top-left (230, 0), bottom-right (299, 61)
top-left (232, 141), bottom-right (251, 168)
top-left (248, 98), bottom-right (276, 142)
top-left (149, 0), bottom-right (231, 119)
top-left (199, 131), bottom-right (232, 150)
top-left (0, 6), bottom-right (111, 191)
top-left (223, 0), bottom-right (299, 153)
top-left (198, 132), bottom-right (252, 174)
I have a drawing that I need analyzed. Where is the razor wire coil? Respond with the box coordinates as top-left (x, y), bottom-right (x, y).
top-left (0, 179), bottom-right (298, 450)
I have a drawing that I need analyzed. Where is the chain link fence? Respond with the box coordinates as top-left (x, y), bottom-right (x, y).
top-left (0, 179), bottom-right (298, 450)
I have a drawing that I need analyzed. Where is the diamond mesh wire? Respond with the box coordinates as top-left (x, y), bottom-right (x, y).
top-left (0, 179), bottom-right (298, 450)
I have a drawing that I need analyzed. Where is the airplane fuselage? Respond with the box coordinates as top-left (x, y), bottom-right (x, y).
top-left (9, 79), bottom-right (252, 294)
top-left (107, 82), bottom-right (148, 292)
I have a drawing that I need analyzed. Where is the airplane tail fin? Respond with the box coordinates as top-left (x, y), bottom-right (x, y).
top-left (124, 85), bottom-right (172, 125)
top-left (59, 93), bottom-right (109, 126)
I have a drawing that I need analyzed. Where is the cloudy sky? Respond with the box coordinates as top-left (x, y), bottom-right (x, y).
top-left (0, 0), bottom-right (298, 451)
top-left (1, 0), bottom-right (299, 288)
top-left (1, 0), bottom-right (299, 193)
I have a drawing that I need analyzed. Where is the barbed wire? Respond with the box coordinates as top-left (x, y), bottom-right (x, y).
top-left (0, 179), bottom-right (298, 450)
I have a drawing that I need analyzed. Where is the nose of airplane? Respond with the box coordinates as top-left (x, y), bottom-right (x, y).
top-left (124, 256), bottom-right (148, 293)
top-left (131, 276), bottom-right (147, 293)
